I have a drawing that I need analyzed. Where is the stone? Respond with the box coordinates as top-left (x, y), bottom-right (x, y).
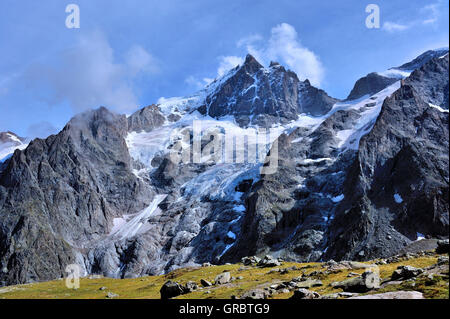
top-left (185, 281), bottom-right (198, 292)
top-left (349, 291), bottom-right (424, 299)
top-left (331, 270), bottom-right (380, 293)
top-left (241, 256), bottom-right (261, 266)
top-left (160, 280), bottom-right (185, 299)
top-left (436, 239), bottom-right (449, 254)
top-left (257, 255), bottom-right (281, 268)
top-left (290, 288), bottom-right (320, 299)
top-left (200, 279), bottom-right (212, 287)
top-left (295, 279), bottom-right (323, 288)
top-left (214, 272), bottom-right (231, 285)
top-left (241, 289), bottom-right (268, 299)
top-left (106, 292), bottom-right (119, 298)
top-left (391, 266), bottom-right (423, 280)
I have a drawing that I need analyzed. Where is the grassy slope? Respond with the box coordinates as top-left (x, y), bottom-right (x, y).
top-left (0, 254), bottom-right (448, 299)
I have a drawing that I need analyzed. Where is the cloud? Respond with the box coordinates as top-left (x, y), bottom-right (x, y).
top-left (185, 55), bottom-right (244, 90)
top-left (421, 3), bottom-right (439, 25)
top-left (382, 1), bottom-right (443, 33)
top-left (23, 31), bottom-right (158, 114)
top-left (26, 121), bottom-right (59, 139)
top-left (382, 22), bottom-right (410, 32)
top-left (216, 56), bottom-right (244, 77)
top-left (237, 23), bottom-right (324, 86)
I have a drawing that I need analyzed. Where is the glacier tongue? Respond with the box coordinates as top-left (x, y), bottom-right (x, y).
top-left (110, 194), bottom-right (167, 240)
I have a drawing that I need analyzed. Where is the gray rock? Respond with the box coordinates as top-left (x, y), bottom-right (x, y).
top-left (331, 270), bottom-right (380, 293)
top-left (391, 266), bottom-right (423, 280)
top-left (200, 279), bottom-right (212, 287)
top-left (257, 255), bottom-right (281, 268)
top-left (214, 272), bottom-right (231, 285)
top-left (349, 291), bottom-right (424, 299)
top-left (106, 292), bottom-right (119, 298)
top-left (295, 279), bottom-right (323, 288)
top-left (436, 239), bottom-right (449, 254)
top-left (160, 280), bottom-right (186, 299)
top-left (240, 289), bottom-right (268, 299)
top-left (290, 288), bottom-right (320, 299)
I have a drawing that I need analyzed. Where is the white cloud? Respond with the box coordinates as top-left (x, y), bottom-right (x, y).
top-left (185, 23), bottom-right (324, 89)
top-left (421, 3), bottom-right (439, 25)
top-left (216, 56), bottom-right (244, 77)
top-left (23, 31), bottom-right (158, 114)
top-left (237, 23), bottom-right (324, 86)
top-left (185, 56), bottom-right (243, 90)
top-left (382, 21), bottom-right (409, 32)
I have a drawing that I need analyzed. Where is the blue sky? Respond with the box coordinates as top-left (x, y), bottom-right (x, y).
top-left (0, 0), bottom-right (448, 137)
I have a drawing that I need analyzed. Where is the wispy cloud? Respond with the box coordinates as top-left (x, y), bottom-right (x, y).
top-left (185, 55), bottom-right (244, 90)
top-left (22, 31), bottom-right (159, 114)
top-left (382, 21), bottom-right (410, 32)
top-left (382, 1), bottom-right (444, 33)
top-left (238, 23), bottom-right (324, 86)
top-left (421, 3), bottom-right (439, 25)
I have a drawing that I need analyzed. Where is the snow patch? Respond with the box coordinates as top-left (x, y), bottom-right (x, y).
top-left (428, 103), bottom-right (449, 113)
top-left (394, 193), bottom-right (403, 203)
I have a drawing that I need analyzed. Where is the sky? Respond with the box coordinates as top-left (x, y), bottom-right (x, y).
top-left (0, 0), bottom-right (448, 137)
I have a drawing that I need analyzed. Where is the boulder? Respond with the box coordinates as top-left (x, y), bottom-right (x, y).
top-left (436, 239), bottom-right (449, 254)
top-left (331, 270), bottom-right (380, 292)
top-left (241, 289), bottom-right (268, 299)
top-left (257, 255), bottom-right (281, 268)
top-left (185, 281), bottom-right (198, 292)
top-left (391, 266), bottom-right (423, 280)
top-left (290, 288), bottom-right (320, 299)
top-left (106, 292), bottom-right (119, 298)
top-left (160, 280), bottom-right (185, 299)
top-left (214, 272), bottom-right (231, 285)
top-left (241, 256), bottom-right (261, 266)
top-left (295, 279), bottom-right (323, 288)
top-left (200, 279), bottom-right (212, 287)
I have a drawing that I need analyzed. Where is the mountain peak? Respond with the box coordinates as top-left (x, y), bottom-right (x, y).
top-left (242, 53), bottom-right (263, 72)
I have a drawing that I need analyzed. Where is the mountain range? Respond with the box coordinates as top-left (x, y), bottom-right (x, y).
top-left (0, 48), bottom-right (448, 287)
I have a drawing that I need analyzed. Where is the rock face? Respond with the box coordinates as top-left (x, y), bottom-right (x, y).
top-left (347, 72), bottom-right (398, 100)
top-left (127, 105), bottom-right (166, 133)
top-left (327, 54), bottom-right (449, 261)
top-left (0, 107), bottom-right (153, 286)
top-left (0, 50), bottom-right (448, 287)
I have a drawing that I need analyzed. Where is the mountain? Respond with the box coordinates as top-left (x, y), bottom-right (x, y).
top-left (199, 54), bottom-right (337, 127)
top-left (0, 131), bottom-right (27, 164)
top-left (346, 48), bottom-right (449, 101)
top-left (0, 50), bottom-right (448, 287)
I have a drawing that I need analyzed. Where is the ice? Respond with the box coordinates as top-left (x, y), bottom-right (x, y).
top-left (227, 231), bottom-right (236, 240)
top-left (219, 243), bottom-right (235, 258)
top-left (110, 194), bottom-right (167, 240)
top-left (0, 142), bottom-right (28, 163)
top-left (428, 103), bottom-right (449, 113)
top-left (333, 81), bottom-right (401, 150)
top-left (330, 194), bottom-right (344, 203)
top-left (233, 205), bottom-right (246, 213)
top-left (394, 193), bottom-right (403, 203)
top-left (377, 68), bottom-right (411, 79)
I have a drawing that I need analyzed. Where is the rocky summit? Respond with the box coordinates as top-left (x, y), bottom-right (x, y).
top-left (0, 49), bottom-right (448, 290)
